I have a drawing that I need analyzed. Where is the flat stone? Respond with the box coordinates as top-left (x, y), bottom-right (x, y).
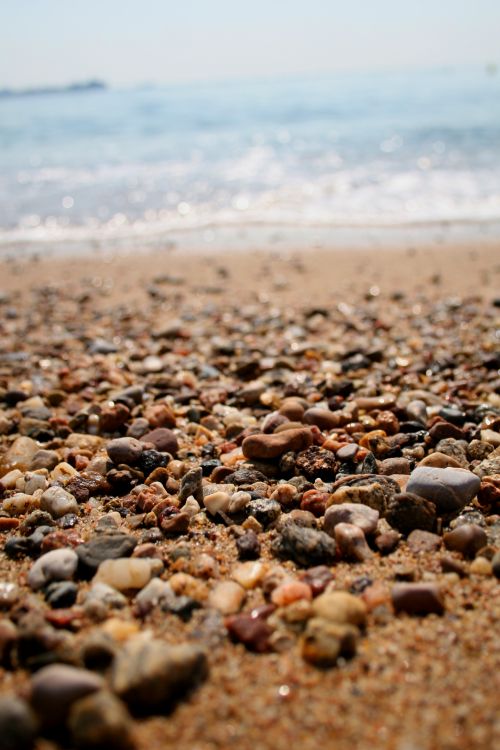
top-left (30, 664), bottom-right (104, 725)
top-left (443, 524), bottom-right (488, 558)
top-left (27, 548), bottom-right (78, 591)
top-left (273, 522), bottom-right (336, 567)
top-left (0, 695), bottom-right (38, 750)
top-left (407, 529), bottom-right (442, 553)
top-left (311, 591), bottom-right (367, 627)
top-left (111, 637), bottom-right (208, 712)
top-left (94, 558), bottom-right (154, 591)
top-left (106, 438), bottom-right (144, 466)
top-left (40, 486), bottom-right (79, 519)
top-left (391, 583), bottom-right (445, 615)
top-left (0, 437), bottom-right (39, 475)
top-left (384, 492), bottom-right (436, 535)
top-left (68, 690), bottom-right (134, 750)
top-left (303, 408), bottom-right (341, 430)
top-left (242, 428), bottom-right (313, 460)
top-left (327, 483), bottom-right (389, 514)
top-left (406, 467), bottom-right (480, 512)
top-left (77, 534), bottom-right (138, 574)
top-left (324, 502), bottom-right (379, 536)
top-left (301, 618), bottom-right (359, 667)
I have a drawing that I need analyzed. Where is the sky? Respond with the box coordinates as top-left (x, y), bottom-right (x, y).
top-left (1, 0), bottom-right (500, 88)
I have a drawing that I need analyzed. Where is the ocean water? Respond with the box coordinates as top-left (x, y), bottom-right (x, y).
top-left (1, 66), bottom-right (500, 250)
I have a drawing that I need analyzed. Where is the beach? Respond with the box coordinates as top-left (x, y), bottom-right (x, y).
top-left (0, 236), bottom-right (499, 750)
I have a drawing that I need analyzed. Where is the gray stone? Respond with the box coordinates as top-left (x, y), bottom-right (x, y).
top-left (40, 486), bottom-right (79, 519)
top-left (273, 522), bottom-right (336, 566)
top-left (385, 492), bottom-right (436, 535)
top-left (68, 690), bottom-right (134, 749)
top-left (323, 502), bottom-right (379, 536)
top-left (27, 548), bottom-right (78, 591)
top-left (134, 578), bottom-right (176, 616)
top-left (334, 523), bottom-right (373, 561)
top-left (0, 695), bottom-right (38, 750)
top-left (77, 534), bottom-right (138, 574)
top-left (111, 637), bottom-right (208, 712)
top-left (106, 437), bottom-right (144, 466)
top-left (406, 467), bottom-right (480, 512)
top-left (30, 664), bottom-right (104, 725)
top-left (178, 467), bottom-right (203, 504)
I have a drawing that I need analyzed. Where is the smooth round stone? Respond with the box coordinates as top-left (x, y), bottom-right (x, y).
top-left (94, 558), bottom-right (153, 591)
top-left (134, 578), bottom-right (175, 616)
top-left (106, 437), bottom-right (144, 466)
top-left (301, 618), bottom-right (359, 667)
top-left (231, 561), bottom-right (267, 590)
top-left (30, 665), bottom-right (104, 725)
top-left (391, 583), bottom-right (445, 615)
top-left (84, 582), bottom-right (128, 609)
top-left (419, 452), bottom-right (462, 469)
top-left (0, 695), bottom-right (38, 750)
top-left (303, 408), bottom-right (341, 430)
top-left (77, 534), bottom-right (138, 574)
top-left (323, 502), bottom-right (379, 536)
top-left (242, 428), bottom-right (313, 460)
top-left (406, 467), bottom-right (481, 512)
top-left (311, 591), bottom-right (367, 627)
top-left (334, 523), bottom-right (373, 562)
top-left (140, 428), bottom-right (178, 455)
top-left (203, 491), bottom-right (231, 516)
top-left (111, 637), bottom-right (208, 711)
top-left (0, 437), bottom-right (39, 474)
top-left (0, 582), bottom-right (20, 608)
top-left (27, 548), bottom-right (78, 591)
top-left (2, 493), bottom-right (39, 516)
top-left (336, 443), bottom-right (360, 461)
top-left (0, 469), bottom-right (24, 490)
top-left (40, 486), bottom-right (79, 519)
top-left (355, 394), bottom-right (396, 411)
top-left (443, 524), bottom-right (488, 558)
top-left (68, 690), bottom-right (134, 750)
top-left (208, 581), bottom-right (246, 615)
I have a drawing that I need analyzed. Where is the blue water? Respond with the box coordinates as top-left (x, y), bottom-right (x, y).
top-left (1, 66), bottom-right (500, 248)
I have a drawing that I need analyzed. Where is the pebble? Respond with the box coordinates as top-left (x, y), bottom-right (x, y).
top-left (241, 428), bottom-right (313, 460)
top-left (407, 529), bottom-right (442, 553)
top-left (27, 548), bottom-right (78, 590)
top-left (2, 493), bottom-right (40, 516)
top-left (236, 530), bottom-right (261, 560)
top-left (140, 428), bottom-right (178, 455)
top-left (84, 582), bottom-right (128, 610)
top-left (311, 591), bottom-right (367, 627)
top-left (334, 523), bottom-right (373, 561)
top-left (443, 524), bottom-right (488, 558)
top-left (77, 534), bottom-right (138, 574)
top-left (301, 618), bottom-right (359, 667)
top-left (406, 466), bottom-right (481, 512)
top-left (303, 407), bottom-right (341, 430)
top-left (492, 551), bottom-right (500, 579)
top-left (469, 556), bottom-right (492, 576)
top-left (106, 437), bottom-right (144, 466)
top-left (273, 522), bottom-right (336, 566)
top-left (30, 664), bottom-right (104, 725)
top-left (0, 695), bottom-right (38, 750)
top-left (384, 492), bottom-right (436, 535)
top-left (225, 612), bottom-right (273, 652)
top-left (94, 558), bottom-right (154, 591)
top-left (327, 483), bottom-right (388, 513)
top-left (111, 637), bottom-right (208, 712)
top-left (0, 437), bottom-right (39, 473)
top-left (271, 580), bottom-right (312, 606)
top-left (208, 581), bottom-right (246, 614)
top-left (45, 581), bottom-right (78, 608)
top-left (232, 561), bottom-right (266, 590)
top-left (0, 581), bottom-right (20, 608)
top-left (40, 486), bottom-right (79, 519)
top-left (391, 583), bottom-right (445, 615)
top-left (247, 498), bottom-right (281, 527)
top-left (68, 690), bottom-right (134, 750)
top-left (419, 452), bottom-right (462, 469)
top-left (323, 502), bottom-right (379, 536)
top-left (134, 577), bottom-right (175, 616)
top-left (204, 491), bottom-right (231, 515)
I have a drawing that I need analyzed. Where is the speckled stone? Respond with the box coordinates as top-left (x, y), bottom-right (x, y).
top-left (406, 467), bottom-right (480, 512)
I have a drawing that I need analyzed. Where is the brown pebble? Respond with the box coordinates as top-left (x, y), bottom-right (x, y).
top-left (391, 583), bottom-right (445, 616)
top-left (443, 524), bottom-right (488, 559)
top-left (241, 428), bottom-right (313, 460)
top-left (407, 529), bottom-right (442, 553)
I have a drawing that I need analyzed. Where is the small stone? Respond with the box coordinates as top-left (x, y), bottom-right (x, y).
top-left (242, 428), bottom-right (313, 460)
top-left (271, 580), bottom-right (312, 606)
top-left (429, 421), bottom-right (465, 442)
top-left (45, 581), bottom-right (78, 608)
top-left (247, 498), bottom-right (281, 527)
top-left (228, 491), bottom-right (252, 514)
top-left (94, 558), bottom-right (153, 591)
top-left (469, 557), bottom-right (492, 576)
top-left (77, 535), bottom-right (138, 575)
top-left (141, 428), bottom-right (178, 455)
top-left (299, 565), bottom-right (334, 596)
top-left (323, 503), bottom-right (379, 536)
top-left (30, 664), bottom-right (104, 725)
top-left (236, 530), bottom-right (261, 560)
top-left (0, 695), bottom-right (38, 750)
top-left (303, 407), bottom-right (341, 430)
top-left (111, 637), bottom-right (208, 712)
top-left (178, 467), bottom-right (203, 504)
top-left (208, 581), bottom-right (246, 615)
top-left (311, 591), bottom-right (367, 627)
top-left (40, 486), bottom-right (79, 519)
top-left (407, 529), bottom-right (442, 553)
top-left (440, 556), bottom-right (468, 577)
top-left (27, 548), bottom-right (78, 590)
top-left (419, 452), bottom-right (462, 469)
top-left (492, 551), bottom-right (500, 579)
top-left (406, 467), bottom-right (480, 512)
top-left (30, 449), bottom-right (60, 471)
top-left (204, 491), bottom-right (231, 516)
top-left (327, 483), bottom-right (388, 514)
top-left (384, 492), bottom-right (436, 535)
top-left (273, 523), bottom-right (336, 566)
top-left (232, 561), bottom-right (267, 590)
top-left (134, 578), bottom-right (175, 616)
top-left (443, 524), bottom-right (488, 558)
top-left (301, 618), bottom-right (358, 667)
top-left (68, 690), bottom-right (134, 750)
top-left (2, 493), bottom-right (39, 516)
top-left (225, 613), bottom-right (273, 652)
top-left (391, 583), bottom-right (445, 615)
top-left (0, 581), bottom-right (20, 609)
top-left (106, 438), bottom-right (144, 466)
top-left (84, 582), bottom-right (128, 610)
top-left (1, 437), bottom-right (39, 473)
top-left (374, 531), bottom-right (400, 555)
top-left (334, 523), bottom-right (373, 562)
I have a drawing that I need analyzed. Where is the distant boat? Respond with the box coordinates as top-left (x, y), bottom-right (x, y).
top-left (0, 80), bottom-right (107, 98)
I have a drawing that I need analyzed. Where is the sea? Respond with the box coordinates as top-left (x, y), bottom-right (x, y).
top-left (1, 65), bottom-right (500, 254)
